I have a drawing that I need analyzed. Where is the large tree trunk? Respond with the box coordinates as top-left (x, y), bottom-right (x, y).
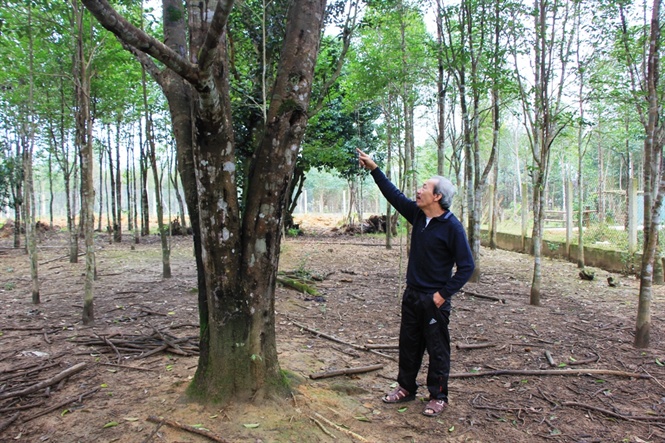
top-left (83, 0), bottom-right (325, 402)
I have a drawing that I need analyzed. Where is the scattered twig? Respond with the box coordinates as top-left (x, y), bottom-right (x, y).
top-left (147, 415), bottom-right (230, 443)
top-left (0, 362), bottom-right (87, 401)
top-left (312, 412), bottom-right (369, 442)
top-left (310, 364), bottom-right (384, 380)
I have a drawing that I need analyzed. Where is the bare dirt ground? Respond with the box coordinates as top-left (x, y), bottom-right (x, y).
top-left (1, 214), bottom-right (664, 443)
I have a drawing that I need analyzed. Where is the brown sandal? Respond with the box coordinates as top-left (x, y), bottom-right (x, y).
top-left (422, 399), bottom-right (447, 417)
top-left (382, 386), bottom-right (415, 403)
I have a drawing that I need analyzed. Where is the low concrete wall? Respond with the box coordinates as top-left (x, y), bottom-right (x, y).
top-left (481, 230), bottom-right (639, 274)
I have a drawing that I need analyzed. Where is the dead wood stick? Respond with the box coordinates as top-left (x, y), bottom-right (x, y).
top-left (364, 343), bottom-right (398, 349)
top-left (560, 401), bottom-right (665, 423)
top-left (346, 292), bottom-right (366, 301)
top-left (456, 342), bottom-right (496, 350)
top-left (98, 362), bottom-right (157, 372)
top-left (292, 321), bottom-right (366, 351)
top-left (312, 412), bottom-right (368, 442)
top-left (0, 400), bottom-right (46, 414)
top-left (544, 350), bottom-right (556, 367)
top-left (568, 355), bottom-right (600, 366)
top-left (0, 362), bottom-right (87, 401)
top-left (137, 344), bottom-right (170, 359)
top-left (310, 364), bottom-right (384, 380)
top-left (150, 325), bottom-right (187, 355)
top-left (450, 368), bottom-right (648, 379)
top-left (39, 252), bottom-right (85, 266)
top-left (0, 413), bottom-right (19, 433)
top-left (309, 415), bottom-right (337, 439)
top-left (277, 276), bottom-right (318, 296)
top-left (461, 290), bottom-right (506, 304)
top-left (142, 418), bottom-right (164, 443)
top-left (21, 387), bottom-right (100, 423)
top-left (147, 415), bottom-right (230, 443)
top-left (97, 334), bottom-right (122, 364)
top-left (291, 320), bottom-right (396, 361)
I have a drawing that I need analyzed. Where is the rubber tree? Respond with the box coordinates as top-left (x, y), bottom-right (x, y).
top-left (508, 0), bottom-right (576, 306)
top-left (618, 0), bottom-right (665, 348)
top-left (81, 0), bottom-right (326, 402)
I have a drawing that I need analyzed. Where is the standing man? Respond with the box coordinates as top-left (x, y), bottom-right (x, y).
top-left (357, 148), bottom-right (474, 417)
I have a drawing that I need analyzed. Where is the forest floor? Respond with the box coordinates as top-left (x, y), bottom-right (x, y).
top-left (0, 214), bottom-right (665, 443)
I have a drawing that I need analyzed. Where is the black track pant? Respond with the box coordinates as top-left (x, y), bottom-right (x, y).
top-left (396, 287), bottom-right (451, 402)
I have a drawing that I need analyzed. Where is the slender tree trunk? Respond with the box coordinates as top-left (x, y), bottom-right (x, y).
top-left (48, 151), bottom-right (54, 229)
top-left (384, 95), bottom-right (393, 249)
top-left (107, 124), bottom-right (117, 237)
top-left (73, 0), bottom-right (95, 325)
top-left (114, 118), bottom-right (122, 242)
top-left (97, 136), bottom-right (104, 232)
top-left (142, 66), bottom-right (171, 278)
top-left (22, 3), bottom-right (39, 304)
top-left (635, 0), bottom-right (663, 348)
top-left (126, 134), bottom-right (134, 231)
top-left (170, 155), bottom-right (187, 231)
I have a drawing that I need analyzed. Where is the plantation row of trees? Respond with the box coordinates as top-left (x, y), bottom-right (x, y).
top-left (1, 0), bottom-right (664, 403)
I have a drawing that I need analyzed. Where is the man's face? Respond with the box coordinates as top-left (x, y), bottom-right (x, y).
top-left (416, 178), bottom-right (441, 210)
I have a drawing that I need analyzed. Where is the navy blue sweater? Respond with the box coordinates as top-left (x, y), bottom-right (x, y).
top-left (371, 168), bottom-right (475, 310)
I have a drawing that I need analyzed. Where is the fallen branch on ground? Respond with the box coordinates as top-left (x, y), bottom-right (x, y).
top-left (544, 350), bottom-right (556, 367)
top-left (561, 401), bottom-right (665, 423)
top-left (0, 362), bottom-right (87, 401)
top-left (277, 276), bottom-right (318, 296)
top-left (310, 364), bottom-right (384, 380)
top-left (290, 320), bottom-right (396, 361)
top-left (461, 290), bottom-right (506, 304)
top-left (311, 412), bottom-right (369, 442)
top-left (456, 342), bottom-right (496, 350)
top-left (450, 368), bottom-right (648, 379)
top-left (21, 387), bottom-right (99, 423)
top-left (0, 413), bottom-right (18, 433)
top-left (147, 415), bottom-right (230, 443)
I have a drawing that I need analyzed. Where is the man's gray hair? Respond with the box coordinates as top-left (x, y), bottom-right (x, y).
top-left (432, 176), bottom-right (456, 210)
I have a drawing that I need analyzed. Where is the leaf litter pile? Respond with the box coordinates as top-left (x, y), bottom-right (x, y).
top-left (0, 219), bottom-right (664, 442)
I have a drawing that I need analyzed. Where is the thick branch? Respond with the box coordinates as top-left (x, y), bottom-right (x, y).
top-left (80, 0), bottom-right (199, 84)
top-left (198, 0), bottom-right (235, 71)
